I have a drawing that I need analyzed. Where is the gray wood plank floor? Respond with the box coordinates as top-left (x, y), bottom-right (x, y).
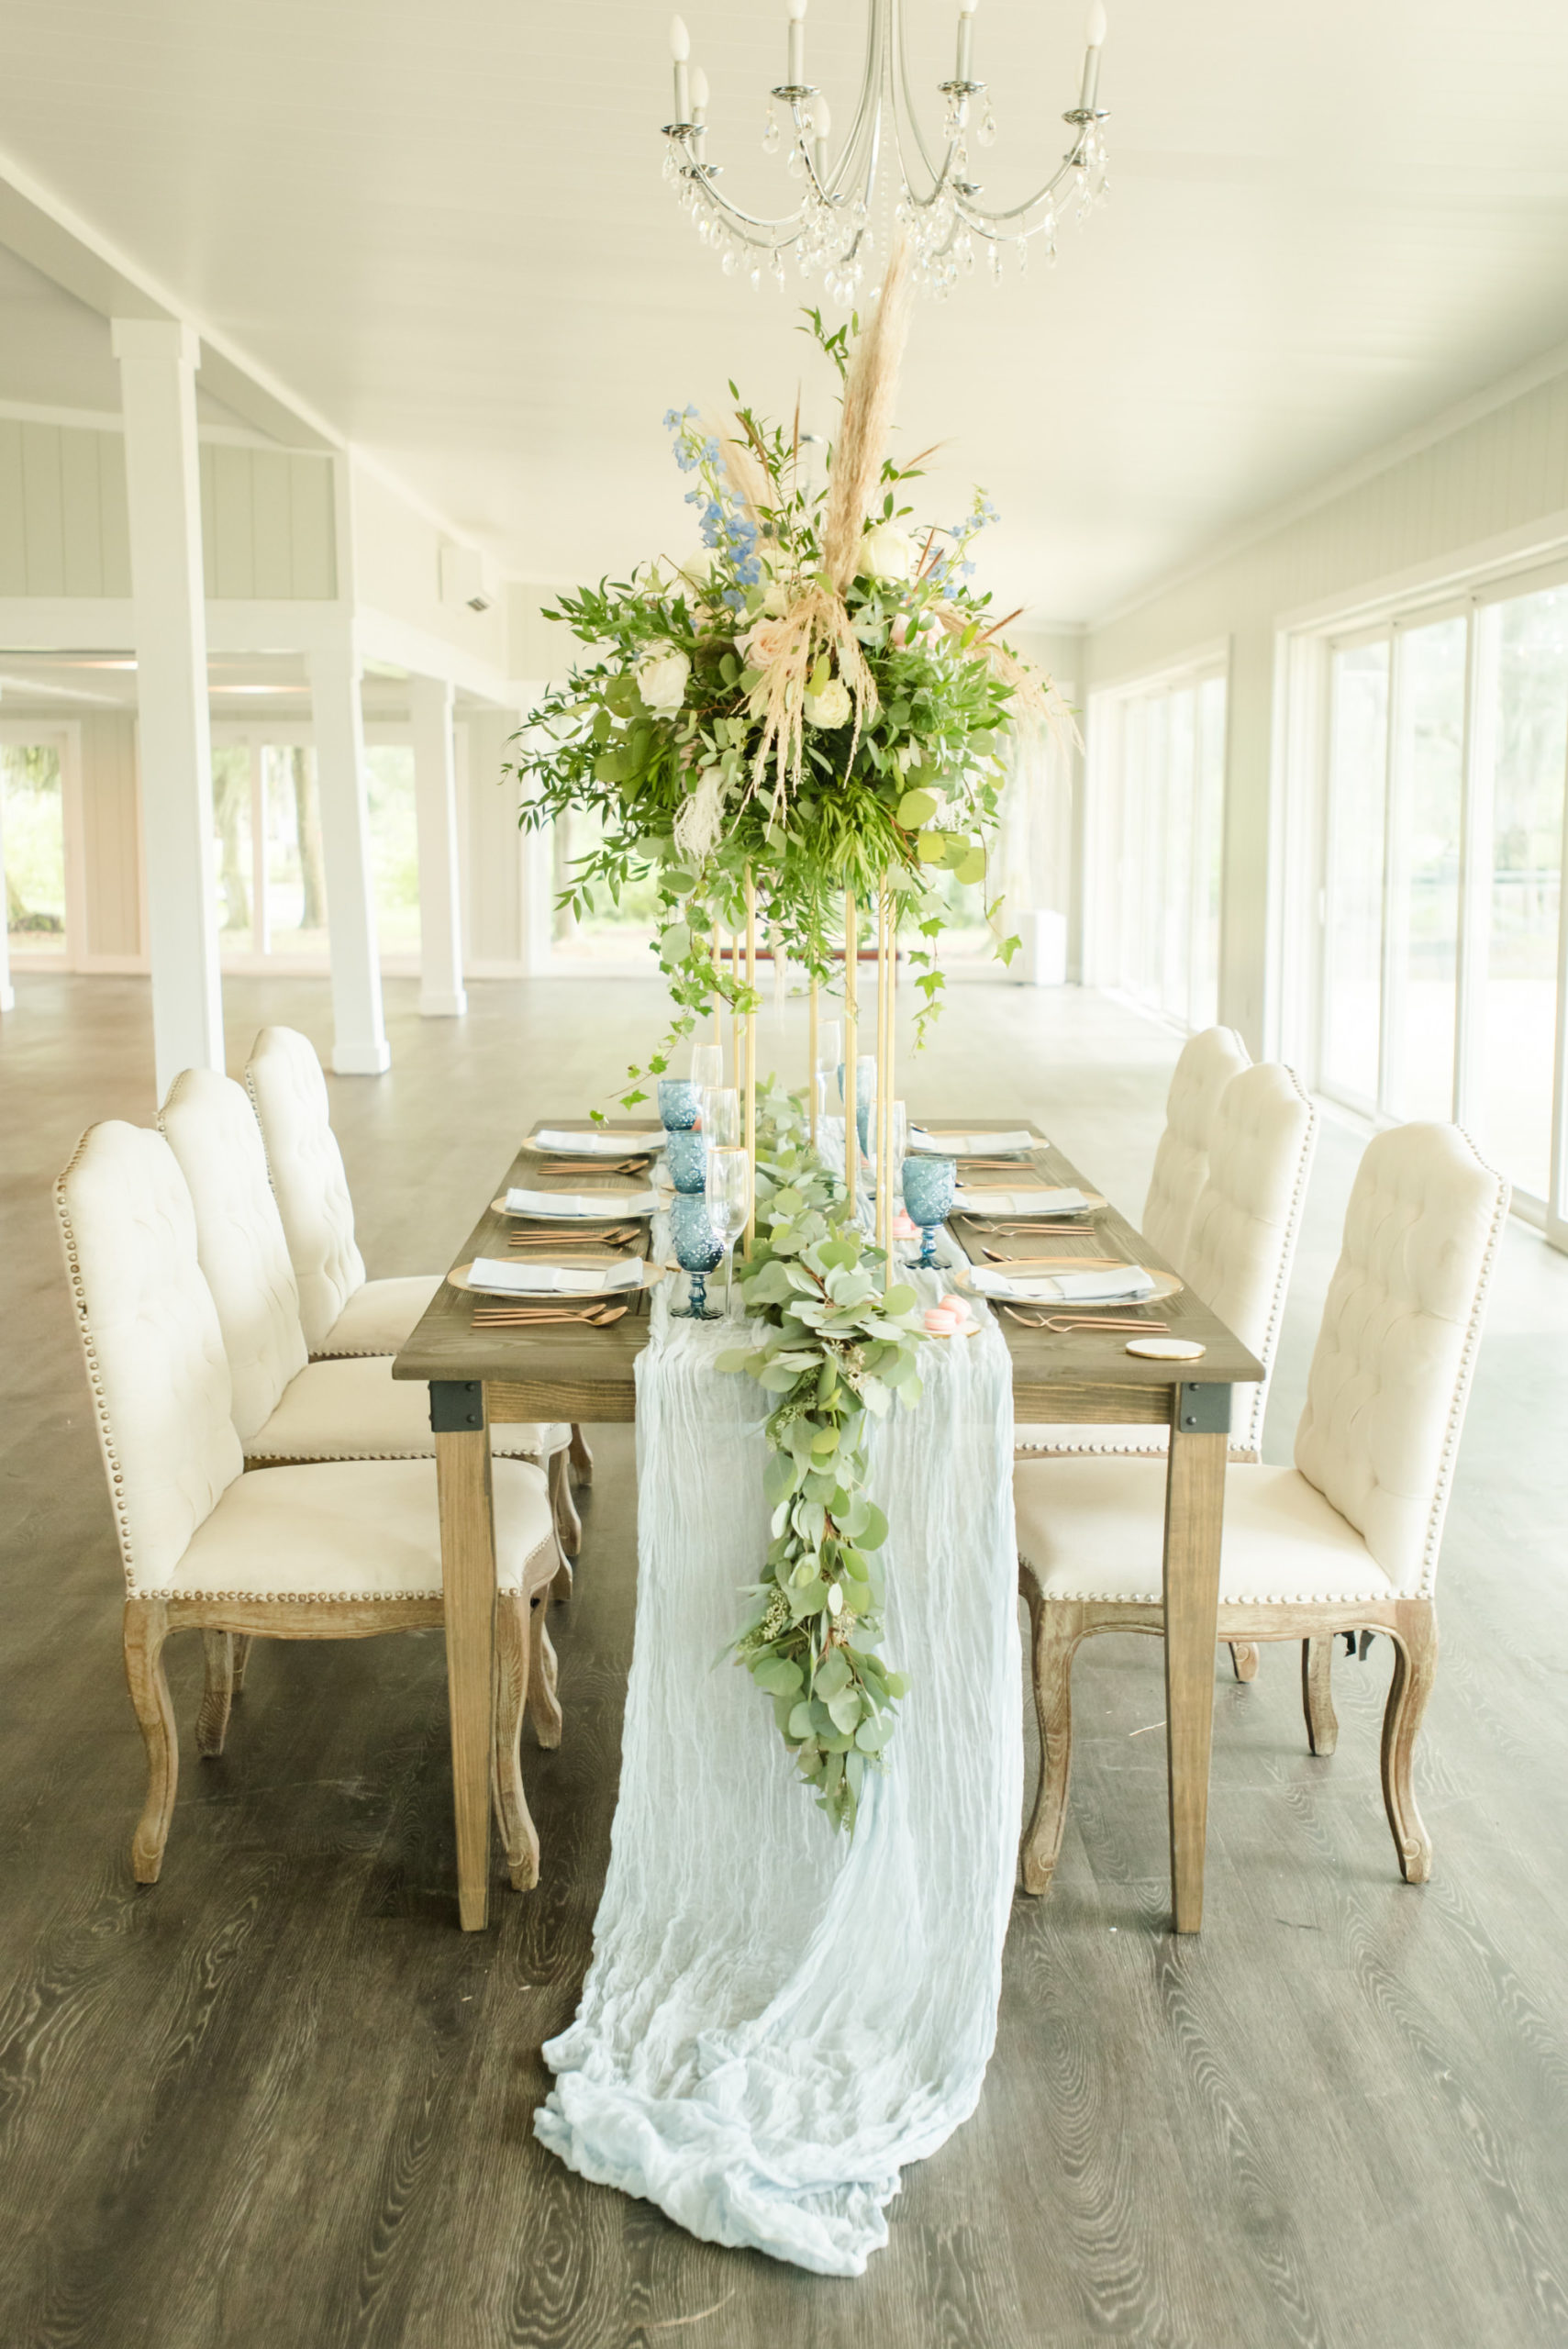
top-left (2, 969), bottom-right (1566, 2349)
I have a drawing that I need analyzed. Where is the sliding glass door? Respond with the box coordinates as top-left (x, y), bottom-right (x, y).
top-left (1318, 576), bottom-right (1568, 1236)
top-left (1096, 662), bottom-right (1227, 1032)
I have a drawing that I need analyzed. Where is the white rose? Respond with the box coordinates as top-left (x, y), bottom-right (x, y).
top-left (804, 675), bottom-right (852, 729)
top-left (859, 522), bottom-right (914, 583)
top-left (635, 645), bottom-right (691, 714)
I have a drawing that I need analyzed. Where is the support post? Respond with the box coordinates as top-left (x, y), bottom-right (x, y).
top-left (0, 790), bottom-right (14, 1010)
top-left (743, 864), bottom-right (758, 1256)
top-left (111, 318), bottom-right (224, 1101)
top-left (410, 674), bottom-right (467, 1017)
top-left (308, 632), bottom-right (390, 1074)
top-left (843, 888), bottom-right (858, 1214)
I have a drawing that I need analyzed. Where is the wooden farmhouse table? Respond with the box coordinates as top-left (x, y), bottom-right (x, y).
top-left (392, 1118), bottom-right (1262, 1933)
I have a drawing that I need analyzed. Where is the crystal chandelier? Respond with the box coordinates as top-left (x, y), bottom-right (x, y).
top-left (662, 0), bottom-right (1109, 302)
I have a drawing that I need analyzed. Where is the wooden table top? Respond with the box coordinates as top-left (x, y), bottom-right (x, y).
top-left (391, 1116), bottom-right (1262, 1424)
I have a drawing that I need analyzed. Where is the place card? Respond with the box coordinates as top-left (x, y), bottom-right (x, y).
top-left (504, 1186), bottom-right (660, 1218)
top-left (467, 1255), bottom-right (650, 1297)
top-left (964, 1263), bottom-right (1156, 1306)
top-left (953, 1186), bottom-right (1091, 1218)
top-left (528, 1128), bottom-right (662, 1157)
top-left (909, 1127), bottom-right (1037, 1157)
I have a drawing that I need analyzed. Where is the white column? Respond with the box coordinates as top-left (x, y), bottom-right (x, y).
top-left (0, 782), bottom-right (14, 1011)
top-left (307, 634), bottom-right (391, 1074)
top-left (111, 318), bottom-right (223, 1097)
top-left (410, 674), bottom-right (467, 1016)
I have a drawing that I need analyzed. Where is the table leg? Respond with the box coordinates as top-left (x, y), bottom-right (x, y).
top-left (1162, 1383), bottom-right (1230, 1933)
top-left (433, 1384), bottom-right (495, 1932)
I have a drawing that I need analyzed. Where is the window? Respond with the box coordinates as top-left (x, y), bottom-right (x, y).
top-left (210, 731), bottom-right (331, 965)
top-left (363, 745), bottom-right (420, 960)
top-left (2, 738), bottom-right (69, 961)
top-left (1091, 662), bottom-right (1227, 1030)
top-left (1311, 575), bottom-right (1568, 1229)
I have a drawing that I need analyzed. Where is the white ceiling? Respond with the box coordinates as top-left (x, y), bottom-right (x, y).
top-left (5, 1), bottom-right (1568, 621)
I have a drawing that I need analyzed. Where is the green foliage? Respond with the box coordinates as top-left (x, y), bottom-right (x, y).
top-left (501, 328), bottom-right (1033, 1112)
top-left (716, 1081), bottom-right (925, 1835)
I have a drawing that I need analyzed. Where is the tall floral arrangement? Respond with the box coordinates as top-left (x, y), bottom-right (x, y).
top-left (506, 239), bottom-right (1073, 1101)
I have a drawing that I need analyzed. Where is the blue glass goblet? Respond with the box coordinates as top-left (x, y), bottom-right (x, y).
top-left (664, 1128), bottom-right (707, 1194)
top-left (670, 1191), bottom-right (722, 1319)
top-left (658, 1077), bottom-right (698, 1130)
top-left (902, 1153), bottom-right (955, 1270)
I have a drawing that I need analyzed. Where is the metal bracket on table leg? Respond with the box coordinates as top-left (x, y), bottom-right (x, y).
top-left (430, 1379), bottom-right (484, 1433)
top-left (1175, 1381), bottom-right (1231, 1436)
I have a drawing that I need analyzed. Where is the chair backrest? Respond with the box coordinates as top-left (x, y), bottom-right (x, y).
top-left (1294, 1122), bottom-right (1507, 1596)
top-left (55, 1121), bottom-right (242, 1596)
top-left (1141, 1025), bottom-right (1252, 1271)
top-left (1183, 1063), bottom-right (1317, 1458)
top-left (159, 1069), bottom-right (309, 1445)
top-left (245, 1026), bottom-right (365, 1353)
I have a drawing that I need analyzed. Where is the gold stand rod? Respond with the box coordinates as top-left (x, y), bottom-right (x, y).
top-left (843, 887), bottom-right (858, 1217)
top-left (808, 975), bottom-right (819, 1149)
top-left (743, 866), bottom-right (758, 1258)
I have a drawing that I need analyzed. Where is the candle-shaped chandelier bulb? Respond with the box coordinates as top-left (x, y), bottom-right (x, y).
top-left (956, 0), bottom-right (977, 85)
top-left (1081, 2), bottom-right (1107, 109)
top-left (661, 0), bottom-right (1110, 299)
top-left (670, 14), bottom-right (692, 124)
top-left (786, 0), bottom-right (807, 89)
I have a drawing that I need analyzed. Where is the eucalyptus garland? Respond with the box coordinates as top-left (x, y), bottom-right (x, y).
top-left (716, 1082), bottom-right (926, 1834)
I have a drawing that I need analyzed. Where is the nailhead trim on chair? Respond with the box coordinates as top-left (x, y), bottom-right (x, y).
top-left (1414, 1128), bottom-right (1509, 1601)
top-left (162, 1527), bottom-right (560, 1608)
top-left (55, 1131), bottom-right (138, 1597)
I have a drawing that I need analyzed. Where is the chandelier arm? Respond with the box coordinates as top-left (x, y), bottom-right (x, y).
top-left (893, 0), bottom-right (952, 195)
top-left (953, 137), bottom-right (1102, 232)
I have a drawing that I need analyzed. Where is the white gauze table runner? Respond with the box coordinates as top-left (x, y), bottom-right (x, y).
top-left (535, 1258), bottom-right (1020, 2277)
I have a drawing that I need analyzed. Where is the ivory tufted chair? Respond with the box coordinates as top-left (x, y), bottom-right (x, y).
top-left (1016, 1062), bottom-right (1318, 1680)
top-left (56, 1120), bottom-right (563, 1891)
top-left (243, 1028), bottom-right (593, 1549)
top-left (1015, 1122), bottom-right (1507, 1898)
top-left (1140, 1025), bottom-right (1252, 1272)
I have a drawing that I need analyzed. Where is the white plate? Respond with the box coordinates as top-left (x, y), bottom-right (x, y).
top-left (952, 1263), bottom-right (1182, 1307)
top-left (952, 1187), bottom-right (1103, 1219)
top-left (1125, 1335), bottom-right (1206, 1361)
top-left (526, 1128), bottom-right (661, 1158)
top-left (493, 1191), bottom-right (659, 1219)
top-left (449, 1258), bottom-right (662, 1300)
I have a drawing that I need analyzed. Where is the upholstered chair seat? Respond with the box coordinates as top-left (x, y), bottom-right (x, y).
top-left (313, 1273), bottom-right (445, 1359)
top-left (1016, 1121), bottom-right (1507, 1901)
top-left (243, 1027), bottom-right (592, 1545)
top-left (57, 1119), bottom-right (564, 1891)
top-left (160, 1070), bottom-right (574, 1563)
top-left (1016, 1061), bottom-right (1316, 1464)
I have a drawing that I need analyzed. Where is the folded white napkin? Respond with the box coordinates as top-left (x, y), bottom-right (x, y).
top-left (966, 1263), bottom-right (1155, 1305)
top-left (504, 1187), bottom-right (660, 1218)
top-left (529, 1128), bottom-right (662, 1157)
top-left (910, 1127), bottom-right (1036, 1157)
top-left (953, 1186), bottom-right (1091, 1218)
top-left (469, 1255), bottom-right (647, 1297)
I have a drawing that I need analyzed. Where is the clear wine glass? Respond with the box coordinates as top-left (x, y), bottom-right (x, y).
top-left (689, 1042), bottom-right (723, 1130)
top-left (705, 1145), bottom-right (752, 1315)
top-left (704, 1086), bottom-right (742, 1149)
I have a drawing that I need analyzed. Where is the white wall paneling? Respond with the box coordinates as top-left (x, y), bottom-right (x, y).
top-left (408, 674), bottom-right (465, 1018)
top-left (111, 317), bottom-right (224, 1099)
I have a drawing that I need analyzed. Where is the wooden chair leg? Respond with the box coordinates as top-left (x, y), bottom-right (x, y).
top-left (549, 1447), bottom-right (583, 1560)
top-left (1229, 1642), bottom-right (1259, 1682)
top-left (1302, 1635), bottom-right (1339, 1755)
top-left (1019, 1573), bottom-right (1081, 1897)
top-left (491, 1596), bottom-right (540, 1892)
top-left (230, 1633), bottom-right (253, 1695)
top-left (528, 1604), bottom-right (563, 1751)
top-left (568, 1423), bottom-right (594, 1486)
top-left (123, 1598), bottom-right (176, 1884)
top-left (1382, 1603), bottom-right (1437, 1884)
top-left (196, 1631), bottom-right (235, 1756)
